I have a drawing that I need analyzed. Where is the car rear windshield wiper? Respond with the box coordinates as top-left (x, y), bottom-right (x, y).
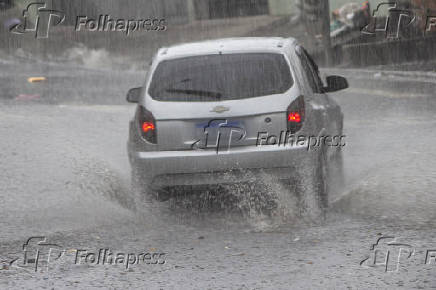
top-left (165, 88), bottom-right (223, 99)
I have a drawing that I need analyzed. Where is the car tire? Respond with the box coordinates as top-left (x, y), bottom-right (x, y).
top-left (131, 165), bottom-right (154, 206)
top-left (329, 149), bottom-right (345, 191)
top-left (298, 148), bottom-right (328, 223)
top-left (131, 165), bottom-right (171, 205)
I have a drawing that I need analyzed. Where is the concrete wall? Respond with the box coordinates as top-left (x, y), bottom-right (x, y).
top-left (341, 36), bottom-right (436, 66)
top-left (192, 0), bottom-right (272, 20)
top-left (193, 0), bottom-right (210, 20)
top-left (268, 0), bottom-right (294, 16)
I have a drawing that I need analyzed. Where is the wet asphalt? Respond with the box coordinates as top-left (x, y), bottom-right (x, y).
top-left (1, 58), bottom-right (436, 289)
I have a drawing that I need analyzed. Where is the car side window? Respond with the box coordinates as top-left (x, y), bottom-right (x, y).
top-left (296, 46), bottom-right (323, 94)
top-left (302, 48), bottom-right (325, 93)
top-left (296, 46), bottom-right (318, 93)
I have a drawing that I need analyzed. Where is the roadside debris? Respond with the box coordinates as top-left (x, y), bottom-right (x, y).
top-left (3, 18), bottom-right (20, 29)
top-left (15, 94), bottom-right (40, 101)
top-left (330, 1), bottom-right (371, 38)
top-left (374, 72), bottom-right (382, 78)
top-left (27, 77), bottom-right (46, 83)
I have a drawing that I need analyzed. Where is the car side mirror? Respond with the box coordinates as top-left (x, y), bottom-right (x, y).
top-left (324, 76), bottom-right (349, 93)
top-left (126, 87), bottom-right (141, 103)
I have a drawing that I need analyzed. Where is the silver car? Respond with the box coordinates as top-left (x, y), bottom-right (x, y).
top-left (127, 37), bottom-right (348, 220)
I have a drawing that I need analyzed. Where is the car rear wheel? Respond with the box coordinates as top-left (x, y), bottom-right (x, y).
top-left (131, 166), bottom-right (151, 205)
top-left (297, 148), bottom-right (328, 223)
top-left (328, 149), bottom-right (344, 193)
top-left (131, 166), bottom-right (170, 205)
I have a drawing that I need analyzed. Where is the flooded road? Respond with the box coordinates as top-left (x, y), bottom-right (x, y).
top-left (1, 60), bottom-right (436, 289)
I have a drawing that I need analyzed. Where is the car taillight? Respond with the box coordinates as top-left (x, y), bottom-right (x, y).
top-left (288, 112), bottom-right (301, 123)
top-left (137, 106), bottom-right (157, 144)
top-left (142, 122), bottom-right (155, 132)
top-left (287, 96), bottom-right (305, 134)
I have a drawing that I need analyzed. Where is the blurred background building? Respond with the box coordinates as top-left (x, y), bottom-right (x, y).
top-left (1, 0), bottom-right (435, 67)
top-left (6, 0), bottom-right (297, 24)
top-left (2, 0), bottom-right (387, 24)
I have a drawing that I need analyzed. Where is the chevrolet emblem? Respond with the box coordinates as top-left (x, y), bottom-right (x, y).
top-left (210, 106), bottom-right (230, 113)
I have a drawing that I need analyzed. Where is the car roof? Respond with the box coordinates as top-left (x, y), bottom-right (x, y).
top-left (156, 37), bottom-right (298, 61)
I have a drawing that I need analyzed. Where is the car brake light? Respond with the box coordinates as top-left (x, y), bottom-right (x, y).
top-left (288, 112), bottom-right (301, 123)
top-left (287, 96), bottom-right (305, 133)
top-left (142, 122), bottom-right (155, 132)
top-left (137, 106), bottom-right (157, 144)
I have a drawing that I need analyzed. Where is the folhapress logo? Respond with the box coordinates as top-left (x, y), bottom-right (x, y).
top-left (10, 2), bottom-right (65, 38)
top-left (191, 119), bottom-right (246, 154)
top-left (362, 2), bottom-right (415, 39)
top-left (361, 1), bottom-right (436, 38)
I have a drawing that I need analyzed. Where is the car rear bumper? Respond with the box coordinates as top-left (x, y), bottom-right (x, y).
top-left (129, 144), bottom-right (317, 189)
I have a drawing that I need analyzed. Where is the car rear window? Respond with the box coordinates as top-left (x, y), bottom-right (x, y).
top-left (148, 53), bottom-right (293, 102)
